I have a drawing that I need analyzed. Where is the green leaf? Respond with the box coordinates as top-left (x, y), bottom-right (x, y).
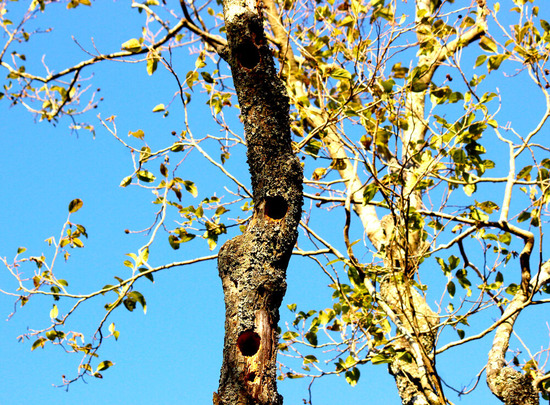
top-left (139, 247), bottom-right (149, 264)
top-left (396, 350), bottom-right (413, 363)
top-left (499, 232), bottom-right (511, 245)
top-left (506, 283), bottom-right (520, 295)
top-left (68, 198), bottom-right (83, 213)
top-left (138, 267), bottom-right (154, 283)
top-left (379, 79), bottom-right (395, 93)
top-left (305, 139), bottom-right (322, 158)
top-left (476, 200), bottom-right (499, 214)
top-left (305, 331), bottom-right (318, 346)
top-left (171, 142), bottom-right (184, 152)
top-left (329, 68), bottom-right (352, 80)
top-left (517, 210), bottom-right (531, 223)
top-left (282, 331), bottom-right (299, 340)
top-left (121, 38), bottom-right (142, 52)
top-left (318, 309), bottom-right (334, 325)
top-left (50, 285), bottom-right (60, 300)
top-left (183, 180), bottom-right (198, 198)
top-left (391, 62), bottom-right (409, 78)
top-left (128, 291), bottom-right (147, 314)
top-left (517, 165), bottom-right (533, 180)
top-left (67, 0), bottom-right (92, 8)
top-left (363, 183), bottom-right (378, 204)
top-left (338, 15), bottom-right (355, 28)
top-left (200, 71), bottom-right (214, 83)
top-left (17, 247), bottom-right (27, 254)
top-left (530, 210), bottom-right (540, 227)
top-left (139, 146), bottom-right (151, 163)
top-left (345, 367), bottom-right (360, 386)
top-left (168, 234), bottom-right (180, 250)
top-left (123, 298), bottom-right (136, 312)
top-left (304, 355), bottom-right (319, 364)
top-left (457, 329), bottom-right (465, 339)
top-left (46, 331), bottom-right (57, 340)
top-left (474, 54), bottom-right (487, 68)
top-left (284, 372), bottom-right (304, 379)
top-left (344, 355), bottom-right (356, 368)
top-left (487, 54), bottom-right (509, 72)
top-left (186, 71), bottom-right (199, 88)
top-left (449, 256), bottom-right (460, 271)
top-left (146, 52), bottom-right (159, 76)
top-left (120, 175), bottom-right (132, 187)
top-left (447, 281), bottom-right (456, 298)
top-left (331, 158), bottom-right (347, 170)
top-left (463, 183), bottom-right (476, 196)
top-left (137, 170), bottom-right (156, 183)
top-left (215, 206), bottom-right (228, 216)
top-left (108, 323), bottom-right (119, 340)
top-left (487, 119), bottom-right (498, 128)
top-left (31, 337), bottom-right (48, 351)
top-left (479, 36), bottom-right (498, 53)
top-left (160, 163), bottom-right (168, 178)
top-left (371, 353), bottom-right (391, 365)
top-left (207, 237), bottom-right (217, 251)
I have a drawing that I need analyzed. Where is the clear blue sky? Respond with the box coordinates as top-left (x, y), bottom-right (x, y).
top-left (1, 1), bottom-right (548, 404)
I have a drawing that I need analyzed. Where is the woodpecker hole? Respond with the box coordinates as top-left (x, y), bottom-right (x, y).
top-left (246, 371), bottom-right (257, 382)
top-left (264, 196), bottom-right (288, 220)
top-left (235, 41), bottom-right (260, 70)
top-left (237, 330), bottom-right (261, 357)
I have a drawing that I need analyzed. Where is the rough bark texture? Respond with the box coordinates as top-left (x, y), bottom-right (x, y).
top-left (380, 250), bottom-right (440, 405)
top-left (214, 1), bottom-right (303, 404)
top-left (377, 1), bottom-right (488, 402)
top-left (485, 259), bottom-right (550, 405)
top-left (487, 366), bottom-right (539, 405)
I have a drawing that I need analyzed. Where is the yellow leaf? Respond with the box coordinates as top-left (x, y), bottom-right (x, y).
top-left (152, 104), bottom-right (165, 113)
top-left (50, 305), bottom-right (58, 320)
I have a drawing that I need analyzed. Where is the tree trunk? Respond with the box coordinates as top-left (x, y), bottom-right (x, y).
top-left (214, 1), bottom-right (303, 404)
top-left (485, 259), bottom-right (550, 405)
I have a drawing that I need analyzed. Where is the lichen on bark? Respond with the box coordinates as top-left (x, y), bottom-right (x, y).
top-left (215, 1), bottom-right (303, 404)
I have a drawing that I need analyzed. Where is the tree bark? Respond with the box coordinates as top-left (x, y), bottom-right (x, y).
top-left (214, 1), bottom-right (303, 404)
top-left (485, 260), bottom-right (550, 405)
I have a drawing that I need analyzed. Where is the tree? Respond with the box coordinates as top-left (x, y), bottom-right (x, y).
top-left (2, 0), bottom-right (550, 404)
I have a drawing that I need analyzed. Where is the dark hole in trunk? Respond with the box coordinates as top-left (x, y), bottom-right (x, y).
top-left (264, 196), bottom-right (287, 220)
top-left (235, 41), bottom-right (260, 70)
top-left (237, 330), bottom-right (261, 357)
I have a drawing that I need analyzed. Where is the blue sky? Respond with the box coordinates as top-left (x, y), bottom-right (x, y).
top-left (1, 1), bottom-right (549, 404)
